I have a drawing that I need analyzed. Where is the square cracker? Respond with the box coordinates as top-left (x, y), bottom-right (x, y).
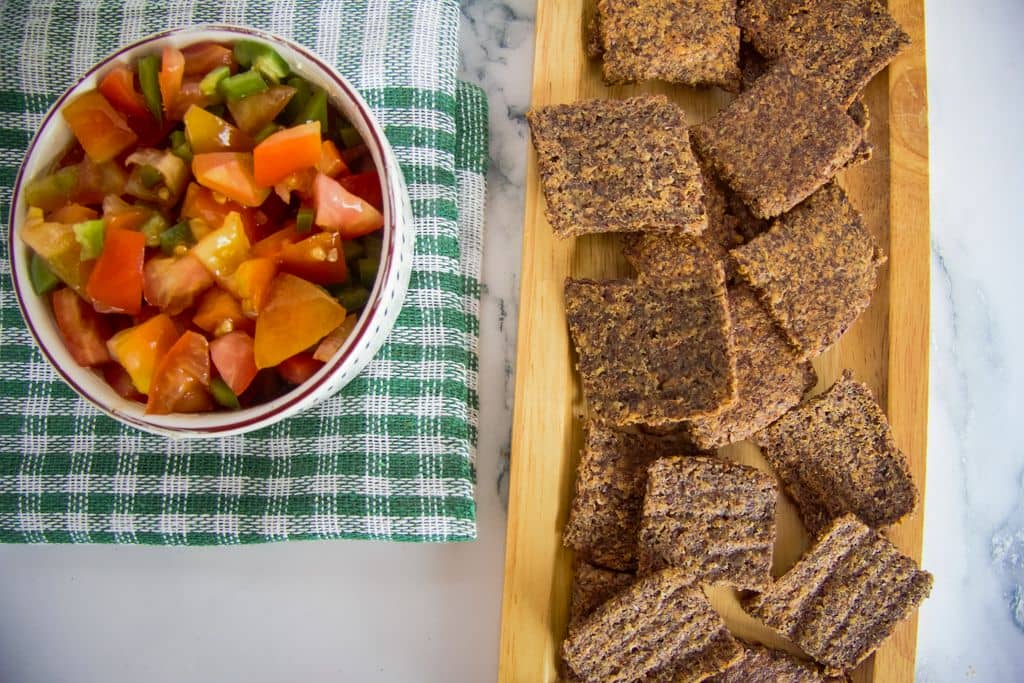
top-left (684, 285), bottom-right (816, 449)
top-left (563, 424), bottom-right (703, 571)
top-left (707, 642), bottom-right (848, 682)
top-left (596, 0), bottom-right (741, 90)
top-left (754, 370), bottom-right (918, 535)
top-left (691, 63), bottom-right (865, 219)
top-left (527, 96), bottom-right (706, 238)
top-left (738, 0), bottom-right (910, 107)
top-left (563, 568), bottom-right (743, 683)
top-left (568, 561), bottom-right (635, 628)
top-left (564, 270), bottom-right (736, 427)
top-left (745, 514), bottom-right (933, 675)
top-left (730, 182), bottom-right (885, 358)
top-left (637, 456), bottom-right (777, 590)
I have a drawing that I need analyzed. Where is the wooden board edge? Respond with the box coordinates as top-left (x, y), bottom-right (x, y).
top-left (871, 0), bottom-right (931, 681)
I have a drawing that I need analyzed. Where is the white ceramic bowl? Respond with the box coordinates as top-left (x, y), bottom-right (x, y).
top-left (8, 25), bottom-right (414, 438)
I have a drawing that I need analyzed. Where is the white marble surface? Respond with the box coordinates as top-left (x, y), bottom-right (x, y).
top-left (1, 1), bottom-right (1023, 681)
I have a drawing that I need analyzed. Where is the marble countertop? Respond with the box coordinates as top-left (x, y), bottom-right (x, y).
top-left (1, 1), bottom-right (1022, 681)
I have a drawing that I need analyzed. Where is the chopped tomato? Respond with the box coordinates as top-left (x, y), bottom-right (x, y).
top-left (250, 224), bottom-right (298, 260)
top-left (272, 167), bottom-right (316, 203)
top-left (61, 91), bottom-right (138, 163)
top-left (254, 273), bottom-right (346, 369)
top-left (209, 331), bottom-right (258, 396)
top-left (104, 205), bottom-right (150, 232)
top-left (221, 257), bottom-right (277, 316)
top-left (191, 211), bottom-right (251, 279)
top-left (167, 78), bottom-right (213, 121)
top-left (317, 140), bottom-right (348, 178)
top-left (253, 121), bottom-right (321, 187)
top-left (279, 231), bottom-right (349, 285)
top-left (313, 172), bottom-right (383, 238)
top-left (339, 170), bottom-right (384, 212)
top-left (277, 352), bottom-right (324, 385)
top-left (73, 156), bottom-right (128, 206)
top-left (86, 227), bottom-right (146, 315)
top-left (225, 84), bottom-right (296, 136)
top-left (102, 363), bottom-right (145, 402)
top-left (51, 287), bottom-right (111, 366)
top-left (193, 288), bottom-right (252, 336)
top-left (47, 204), bottom-right (98, 225)
top-left (106, 313), bottom-right (179, 394)
top-left (192, 152), bottom-right (270, 207)
top-left (180, 182), bottom-right (259, 240)
top-left (313, 314), bottom-right (358, 362)
top-left (143, 253), bottom-right (214, 315)
top-left (158, 47), bottom-right (185, 119)
top-left (146, 330), bottom-right (213, 414)
top-left (184, 105), bottom-right (253, 154)
top-left (181, 42), bottom-right (235, 76)
top-left (99, 65), bottom-right (151, 120)
top-left (20, 208), bottom-right (91, 293)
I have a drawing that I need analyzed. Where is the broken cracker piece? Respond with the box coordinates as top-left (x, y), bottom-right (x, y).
top-left (597, 0), bottom-right (741, 90)
top-left (527, 96), bottom-right (706, 238)
top-left (691, 63), bottom-right (865, 219)
top-left (755, 370), bottom-right (918, 535)
top-left (745, 514), bottom-right (932, 675)
top-left (568, 561), bottom-right (635, 628)
top-left (707, 641), bottom-right (847, 682)
top-left (638, 456), bottom-right (777, 590)
top-left (563, 568), bottom-right (743, 683)
top-left (730, 182), bottom-right (885, 358)
top-left (564, 271), bottom-right (736, 427)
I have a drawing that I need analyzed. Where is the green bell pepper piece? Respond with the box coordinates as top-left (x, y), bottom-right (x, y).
top-left (199, 65), bottom-right (231, 97)
top-left (138, 54), bottom-right (162, 124)
top-left (281, 76), bottom-right (311, 123)
top-left (159, 221), bottom-right (194, 256)
top-left (356, 257), bottom-right (379, 288)
top-left (295, 207), bottom-right (314, 234)
top-left (139, 212), bottom-right (168, 248)
top-left (335, 286), bottom-right (370, 312)
top-left (218, 69), bottom-right (268, 100)
top-left (73, 219), bottom-right (105, 261)
top-left (210, 378), bottom-right (241, 409)
top-left (23, 165), bottom-right (78, 211)
top-left (295, 88), bottom-right (327, 131)
top-left (29, 251), bottom-right (60, 295)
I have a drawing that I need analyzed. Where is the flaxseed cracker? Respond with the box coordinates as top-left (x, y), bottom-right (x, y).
top-left (563, 568), bottom-right (743, 683)
top-left (564, 270), bottom-right (736, 427)
top-left (754, 370), bottom-right (918, 535)
top-left (730, 182), bottom-right (885, 358)
top-left (707, 642), bottom-right (847, 682)
top-left (691, 63), bottom-right (865, 219)
top-left (745, 514), bottom-right (933, 675)
top-left (563, 424), bottom-right (703, 571)
top-left (527, 96), bottom-right (706, 238)
top-left (637, 456), bottom-right (777, 590)
top-left (568, 561), bottom-right (635, 628)
top-left (596, 0), bottom-right (742, 90)
top-left (738, 0), bottom-right (910, 107)
top-left (685, 285), bottom-right (816, 449)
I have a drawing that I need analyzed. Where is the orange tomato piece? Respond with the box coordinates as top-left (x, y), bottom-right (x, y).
top-left (106, 313), bottom-right (179, 394)
top-left (158, 46), bottom-right (185, 118)
top-left (192, 152), bottom-right (270, 207)
top-left (20, 208), bottom-right (92, 293)
top-left (146, 330), bottom-right (213, 414)
top-left (253, 121), bottom-right (321, 187)
top-left (192, 288), bottom-right (252, 336)
top-left (85, 227), bottom-right (145, 315)
top-left (181, 42), bottom-right (235, 76)
top-left (104, 205), bottom-right (150, 232)
top-left (250, 224), bottom-right (298, 260)
top-left (143, 253), bottom-right (215, 315)
top-left (313, 172), bottom-right (384, 239)
top-left (51, 287), bottom-right (111, 367)
top-left (254, 273), bottom-right (346, 369)
top-left (277, 352), bottom-right (324, 385)
top-left (209, 331), bottom-right (259, 396)
top-left (180, 182), bottom-right (259, 240)
top-left (61, 91), bottom-right (138, 163)
top-left (98, 65), bottom-right (151, 120)
top-left (316, 140), bottom-right (348, 178)
top-left (46, 203), bottom-right (98, 225)
top-left (221, 257), bottom-right (277, 316)
top-left (184, 105), bottom-right (253, 154)
top-left (279, 231), bottom-right (349, 285)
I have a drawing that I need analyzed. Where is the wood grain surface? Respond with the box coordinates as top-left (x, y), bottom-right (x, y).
top-left (498, 2), bottom-right (930, 681)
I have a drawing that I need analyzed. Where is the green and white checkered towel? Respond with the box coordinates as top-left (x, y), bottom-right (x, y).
top-left (0, 0), bottom-right (485, 544)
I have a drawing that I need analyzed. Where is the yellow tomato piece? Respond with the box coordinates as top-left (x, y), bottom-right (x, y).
top-left (190, 211), bottom-right (251, 280)
top-left (106, 314), bottom-right (179, 394)
top-left (254, 273), bottom-right (345, 369)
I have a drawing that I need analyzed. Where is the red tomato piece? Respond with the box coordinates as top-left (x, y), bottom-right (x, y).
top-left (102, 363), bottom-right (145, 402)
top-left (61, 91), bottom-right (138, 163)
top-left (181, 42), bottom-right (235, 76)
top-left (98, 65), bottom-right (151, 120)
top-left (209, 331), bottom-right (258, 396)
top-left (106, 313), bottom-right (179, 394)
top-left (146, 331), bottom-right (213, 414)
top-left (313, 172), bottom-right (383, 239)
top-left (85, 227), bottom-right (145, 315)
top-left (143, 254), bottom-right (215, 315)
top-left (72, 156), bottom-right (128, 206)
top-left (254, 273), bottom-right (346, 369)
top-left (277, 352), bottom-right (324, 385)
top-left (339, 171), bottom-right (384, 212)
top-left (192, 152), bottom-right (270, 207)
top-left (51, 287), bottom-right (112, 367)
top-left (279, 231), bottom-right (350, 285)
top-left (253, 121), bottom-right (322, 187)
top-left (158, 46), bottom-right (185, 119)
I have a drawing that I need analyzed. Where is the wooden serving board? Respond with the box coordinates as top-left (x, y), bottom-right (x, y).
top-left (498, 1), bottom-right (929, 682)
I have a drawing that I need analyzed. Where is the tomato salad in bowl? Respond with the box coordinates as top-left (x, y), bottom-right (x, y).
top-left (8, 26), bottom-right (414, 438)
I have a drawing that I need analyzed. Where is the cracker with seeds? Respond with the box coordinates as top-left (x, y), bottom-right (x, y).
top-left (596, 0), bottom-right (742, 90)
top-left (755, 370), bottom-right (918, 535)
top-left (565, 271), bottom-right (736, 427)
top-left (730, 182), bottom-right (885, 358)
top-left (564, 424), bottom-right (703, 571)
top-left (707, 642), bottom-right (848, 682)
top-left (563, 568), bottom-right (743, 683)
top-left (527, 96), bottom-right (706, 238)
top-left (745, 514), bottom-right (933, 674)
top-left (738, 0), bottom-right (910, 107)
top-left (685, 285), bottom-right (816, 449)
top-left (568, 561), bottom-right (635, 628)
top-left (691, 64), bottom-right (866, 219)
top-left (638, 456), bottom-right (777, 589)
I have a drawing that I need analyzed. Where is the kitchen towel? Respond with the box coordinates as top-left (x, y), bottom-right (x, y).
top-left (0, 0), bottom-right (484, 543)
